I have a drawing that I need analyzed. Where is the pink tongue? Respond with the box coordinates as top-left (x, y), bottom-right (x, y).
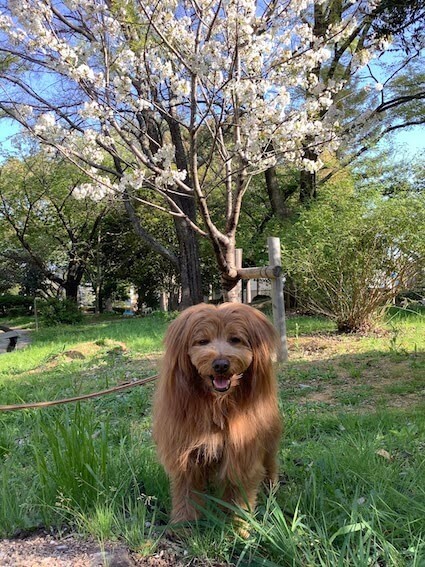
top-left (213, 377), bottom-right (230, 390)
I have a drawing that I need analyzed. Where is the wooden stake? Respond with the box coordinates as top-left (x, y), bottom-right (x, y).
top-left (34, 297), bottom-right (39, 332)
top-left (235, 248), bottom-right (243, 303)
top-left (246, 279), bottom-right (252, 304)
top-left (267, 237), bottom-right (288, 362)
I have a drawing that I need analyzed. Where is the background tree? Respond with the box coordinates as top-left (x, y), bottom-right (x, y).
top-left (95, 209), bottom-right (221, 311)
top-left (0, 0), bottom-right (395, 302)
top-left (0, 246), bottom-right (51, 297)
top-left (92, 208), bottom-right (180, 312)
top-left (263, 0), bottom-right (425, 213)
top-left (0, 148), bottom-right (109, 300)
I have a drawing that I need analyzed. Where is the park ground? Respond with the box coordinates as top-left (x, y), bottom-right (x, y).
top-left (0, 306), bottom-right (424, 566)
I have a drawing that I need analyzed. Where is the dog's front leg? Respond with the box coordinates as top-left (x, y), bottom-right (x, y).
top-left (169, 469), bottom-right (206, 524)
top-left (226, 475), bottom-right (262, 513)
top-left (263, 446), bottom-right (280, 486)
top-left (222, 475), bottom-right (263, 539)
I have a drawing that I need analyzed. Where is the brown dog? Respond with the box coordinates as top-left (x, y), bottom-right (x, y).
top-left (153, 303), bottom-right (282, 524)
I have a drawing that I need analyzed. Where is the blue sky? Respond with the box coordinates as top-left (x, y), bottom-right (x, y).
top-left (383, 127), bottom-right (424, 155)
top-left (0, 119), bottom-right (22, 155)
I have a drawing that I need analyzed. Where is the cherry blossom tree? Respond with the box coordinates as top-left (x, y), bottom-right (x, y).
top-left (0, 0), bottom-right (384, 302)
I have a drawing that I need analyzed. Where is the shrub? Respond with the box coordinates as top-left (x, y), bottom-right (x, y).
top-left (282, 183), bottom-right (425, 332)
top-left (0, 294), bottom-right (34, 316)
top-left (40, 298), bottom-right (84, 326)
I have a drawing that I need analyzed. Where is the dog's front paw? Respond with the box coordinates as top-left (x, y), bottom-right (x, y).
top-left (234, 517), bottom-right (251, 539)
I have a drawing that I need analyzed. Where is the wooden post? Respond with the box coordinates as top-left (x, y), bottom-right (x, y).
top-left (246, 279), bottom-right (252, 304)
top-left (34, 297), bottom-right (39, 332)
top-left (159, 292), bottom-right (168, 312)
top-left (267, 237), bottom-right (288, 362)
top-left (235, 248), bottom-right (243, 303)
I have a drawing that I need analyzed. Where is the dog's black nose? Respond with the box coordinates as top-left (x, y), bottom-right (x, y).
top-left (212, 358), bottom-right (230, 374)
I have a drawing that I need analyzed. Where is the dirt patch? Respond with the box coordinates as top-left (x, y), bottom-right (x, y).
top-left (0, 533), bottom-right (116, 567)
top-left (281, 336), bottom-right (425, 410)
top-left (0, 532), bottom-right (226, 567)
top-left (287, 334), bottom-right (363, 361)
top-left (302, 391), bottom-right (336, 404)
top-left (26, 340), bottom-right (129, 375)
top-left (59, 340), bottom-right (127, 360)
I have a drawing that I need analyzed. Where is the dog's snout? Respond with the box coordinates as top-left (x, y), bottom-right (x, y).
top-left (212, 358), bottom-right (230, 374)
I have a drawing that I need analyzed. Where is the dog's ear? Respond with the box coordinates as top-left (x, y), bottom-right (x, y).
top-left (241, 306), bottom-right (279, 397)
top-left (161, 306), bottom-right (201, 393)
top-left (243, 306), bottom-right (279, 358)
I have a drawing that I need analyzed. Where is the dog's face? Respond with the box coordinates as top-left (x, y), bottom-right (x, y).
top-left (188, 315), bottom-right (254, 393)
top-left (163, 303), bottom-right (278, 396)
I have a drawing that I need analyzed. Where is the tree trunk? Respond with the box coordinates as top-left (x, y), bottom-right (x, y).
top-left (265, 166), bottom-right (289, 219)
top-left (174, 215), bottom-right (203, 309)
top-left (63, 276), bottom-right (80, 301)
top-left (94, 227), bottom-right (102, 314)
top-left (122, 189), bottom-right (202, 309)
top-left (166, 113), bottom-right (203, 309)
top-left (63, 260), bottom-right (85, 301)
top-left (299, 146), bottom-right (318, 203)
top-left (171, 177), bottom-right (203, 308)
top-left (220, 241), bottom-right (240, 303)
top-left (94, 280), bottom-right (102, 314)
top-left (300, 169), bottom-right (317, 203)
top-left (221, 273), bottom-right (240, 302)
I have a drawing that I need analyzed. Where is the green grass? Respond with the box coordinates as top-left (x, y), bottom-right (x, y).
top-left (0, 308), bottom-right (424, 565)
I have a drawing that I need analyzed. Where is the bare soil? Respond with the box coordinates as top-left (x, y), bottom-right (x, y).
top-left (0, 531), bottom-right (199, 567)
top-left (282, 335), bottom-right (425, 410)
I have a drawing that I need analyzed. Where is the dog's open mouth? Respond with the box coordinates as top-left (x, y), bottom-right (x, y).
top-left (210, 374), bottom-right (231, 392)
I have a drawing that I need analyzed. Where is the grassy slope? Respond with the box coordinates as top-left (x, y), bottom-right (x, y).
top-left (0, 308), bottom-right (424, 565)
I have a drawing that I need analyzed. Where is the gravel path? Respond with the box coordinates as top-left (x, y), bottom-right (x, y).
top-left (0, 329), bottom-right (31, 354)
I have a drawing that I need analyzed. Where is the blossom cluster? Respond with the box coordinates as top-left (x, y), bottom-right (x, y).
top-left (0, 0), bottom-right (382, 201)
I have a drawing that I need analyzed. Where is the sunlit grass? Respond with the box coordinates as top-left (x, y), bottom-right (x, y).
top-left (0, 307), bottom-right (424, 564)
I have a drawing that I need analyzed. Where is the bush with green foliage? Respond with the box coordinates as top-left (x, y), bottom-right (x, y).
top-left (40, 298), bottom-right (84, 326)
top-left (281, 181), bottom-right (425, 332)
top-left (0, 294), bottom-right (34, 317)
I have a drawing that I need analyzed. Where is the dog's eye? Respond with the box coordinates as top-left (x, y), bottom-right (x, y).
top-left (229, 337), bottom-right (241, 345)
top-left (197, 339), bottom-right (210, 346)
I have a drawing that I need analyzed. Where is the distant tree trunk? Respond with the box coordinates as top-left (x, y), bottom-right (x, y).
top-left (175, 215), bottom-right (203, 309)
top-left (94, 281), bottom-right (102, 314)
top-left (94, 228), bottom-right (102, 314)
top-left (63, 260), bottom-right (85, 301)
top-left (300, 169), bottom-right (317, 203)
top-left (167, 113), bottom-right (203, 309)
top-left (299, 147), bottom-right (318, 203)
top-left (265, 166), bottom-right (289, 219)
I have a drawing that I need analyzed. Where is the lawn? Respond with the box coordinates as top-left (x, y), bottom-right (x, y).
top-left (0, 307), bottom-right (424, 566)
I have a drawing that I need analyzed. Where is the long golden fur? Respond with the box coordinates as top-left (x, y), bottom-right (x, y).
top-left (153, 303), bottom-right (282, 524)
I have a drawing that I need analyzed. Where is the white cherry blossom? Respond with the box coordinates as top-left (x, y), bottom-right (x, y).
top-left (0, 0), bottom-right (387, 298)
